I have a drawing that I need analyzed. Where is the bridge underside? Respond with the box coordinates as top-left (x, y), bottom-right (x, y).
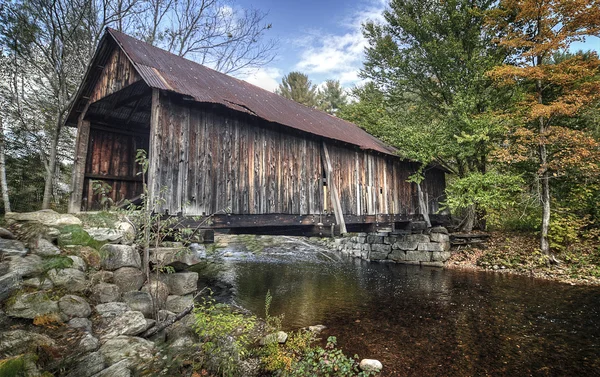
top-left (170, 213), bottom-right (451, 238)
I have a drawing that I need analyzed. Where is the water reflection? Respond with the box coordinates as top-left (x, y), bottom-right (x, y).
top-left (208, 238), bottom-right (600, 376)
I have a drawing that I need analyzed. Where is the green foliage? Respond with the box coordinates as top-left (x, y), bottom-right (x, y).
top-left (76, 211), bottom-right (119, 228)
top-left (90, 180), bottom-right (114, 210)
top-left (193, 296), bottom-right (256, 376)
top-left (41, 255), bottom-right (73, 273)
top-left (276, 72), bottom-right (318, 107)
top-left (264, 289), bottom-right (283, 332)
top-left (57, 225), bottom-right (104, 250)
top-left (317, 80), bottom-right (348, 115)
top-left (0, 355), bottom-right (27, 377)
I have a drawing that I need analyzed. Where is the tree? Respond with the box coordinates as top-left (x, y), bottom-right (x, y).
top-left (486, 0), bottom-right (600, 256)
top-left (276, 71), bottom-right (318, 107)
top-left (317, 79), bottom-right (347, 115)
top-left (356, 0), bottom-right (510, 231)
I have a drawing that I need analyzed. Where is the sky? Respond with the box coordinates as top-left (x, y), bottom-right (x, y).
top-left (234, 0), bottom-right (600, 92)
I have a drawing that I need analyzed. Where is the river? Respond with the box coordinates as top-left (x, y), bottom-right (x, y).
top-left (192, 235), bottom-right (600, 376)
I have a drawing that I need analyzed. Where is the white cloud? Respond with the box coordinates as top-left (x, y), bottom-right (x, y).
top-left (294, 0), bottom-right (386, 86)
top-left (236, 67), bottom-right (282, 92)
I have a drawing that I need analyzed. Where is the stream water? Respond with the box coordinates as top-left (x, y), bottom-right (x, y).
top-left (193, 235), bottom-right (600, 376)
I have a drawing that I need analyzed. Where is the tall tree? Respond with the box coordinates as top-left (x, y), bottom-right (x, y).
top-left (357, 0), bottom-right (509, 230)
top-left (276, 71), bottom-right (318, 107)
top-left (317, 79), bottom-right (348, 115)
top-left (486, 0), bottom-right (600, 256)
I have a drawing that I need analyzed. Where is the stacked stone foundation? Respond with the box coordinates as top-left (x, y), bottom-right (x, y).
top-left (328, 225), bottom-right (451, 267)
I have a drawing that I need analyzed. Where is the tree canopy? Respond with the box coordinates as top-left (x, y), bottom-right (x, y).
top-left (275, 71), bottom-right (318, 108)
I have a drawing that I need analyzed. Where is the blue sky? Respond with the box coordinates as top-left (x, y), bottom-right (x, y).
top-left (234, 0), bottom-right (600, 92)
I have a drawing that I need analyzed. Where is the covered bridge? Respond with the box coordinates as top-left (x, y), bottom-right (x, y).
top-left (66, 28), bottom-right (447, 235)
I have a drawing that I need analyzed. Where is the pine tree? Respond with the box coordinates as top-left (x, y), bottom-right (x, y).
top-left (276, 72), bottom-right (318, 107)
top-left (317, 80), bottom-right (347, 115)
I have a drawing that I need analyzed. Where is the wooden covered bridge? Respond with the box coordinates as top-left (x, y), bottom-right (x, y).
top-left (66, 28), bottom-right (447, 236)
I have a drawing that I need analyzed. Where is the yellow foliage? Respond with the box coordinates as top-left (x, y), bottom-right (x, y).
top-left (33, 313), bottom-right (62, 328)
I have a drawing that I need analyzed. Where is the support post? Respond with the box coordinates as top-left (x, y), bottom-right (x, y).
top-left (68, 103), bottom-right (90, 213)
top-left (321, 142), bottom-right (347, 234)
top-left (148, 88), bottom-right (161, 211)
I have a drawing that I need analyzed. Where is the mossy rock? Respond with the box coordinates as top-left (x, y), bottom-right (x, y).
top-left (0, 355), bottom-right (27, 377)
top-left (57, 225), bottom-right (105, 250)
top-left (75, 211), bottom-right (119, 229)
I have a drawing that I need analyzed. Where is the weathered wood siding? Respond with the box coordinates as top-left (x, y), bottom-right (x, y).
top-left (150, 93), bottom-right (445, 217)
top-left (90, 48), bottom-right (140, 103)
top-left (83, 125), bottom-right (149, 209)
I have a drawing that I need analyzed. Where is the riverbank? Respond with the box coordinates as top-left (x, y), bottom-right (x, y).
top-left (445, 231), bottom-right (600, 286)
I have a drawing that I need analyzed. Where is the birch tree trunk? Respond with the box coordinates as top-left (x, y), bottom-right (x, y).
top-left (41, 117), bottom-right (62, 209)
top-left (537, 65), bottom-right (550, 256)
top-left (0, 117), bottom-right (11, 213)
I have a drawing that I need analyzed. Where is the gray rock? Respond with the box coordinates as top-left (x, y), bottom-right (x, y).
top-left (113, 267), bottom-right (144, 292)
top-left (405, 234), bottom-right (430, 243)
top-left (0, 272), bottom-right (21, 302)
top-left (260, 331), bottom-right (288, 345)
top-left (417, 242), bottom-right (449, 252)
top-left (165, 294), bottom-right (194, 313)
top-left (23, 277), bottom-right (54, 289)
top-left (80, 333), bottom-right (100, 352)
top-left (95, 302), bottom-right (131, 318)
top-left (431, 251), bottom-right (452, 262)
top-left (48, 268), bottom-right (88, 292)
top-left (101, 311), bottom-right (147, 339)
top-left (405, 250), bottom-right (432, 262)
top-left (100, 244), bottom-right (141, 270)
top-left (359, 359), bottom-right (383, 372)
top-left (8, 254), bottom-right (43, 277)
top-left (85, 227), bottom-right (125, 243)
top-left (160, 272), bottom-right (198, 295)
top-left (91, 283), bottom-right (121, 303)
top-left (141, 281), bottom-right (169, 309)
top-left (91, 360), bottom-right (132, 377)
top-left (421, 261), bottom-right (445, 267)
top-left (5, 291), bottom-right (59, 319)
top-left (0, 329), bottom-right (55, 354)
top-left (157, 309), bottom-right (176, 322)
top-left (366, 235), bottom-right (383, 244)
top-left (388, 250), bottom-right (408, 262)
top-left (166, 313), bottom-right (195, 340)
top-left (69, 317), bottom-right (93, 332)
top-left (68, 255), bottom-right (87, 271)
top-left (150, 247), bottom-right (202, 269)
top-left (143, 319), bottom-right (156, 332)
top-left (0, 238), bottom-right (28, 256)
top-left (429, 226), bottom-right (449, 234)
top-left (0, 227), bottom-right (16, 239)
top-left (430, 232), bottom-right (450, 243)
top-left (100, 335), bottom-right (156, 366)
top-left (122, 291), bottom-right (154, 318)
top-left (32, 238), bottom-right (60, 256)
top-left (65, 351), bottom-right (105, 377)
top-left (5, 209), bottom-right (82, 227)
top-left (308, 325), bottom-right (327, 333)
top-left (90, 271), bottom-right (114, 284)
top-left (392, 241), bottom-right (419, 251)
top-left (168, 336), bottom-right (195, 352)
top-left (59, 295), bottom-right (92, 318)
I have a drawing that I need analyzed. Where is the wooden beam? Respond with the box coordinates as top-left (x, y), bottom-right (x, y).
top-left (68, 103), bottom-right (91, 213)
top-left (321, 142), bottom-right (347, 234)
top-left (148, 88), bottom-right (161, 210)
top-left (84, 173), bottom-right (143, 182)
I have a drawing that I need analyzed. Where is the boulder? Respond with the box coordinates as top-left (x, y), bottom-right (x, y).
top-left (430, 232), bottom-right (450, 243)
top-left (91, 283), bottom-right (121, 303)
top-left (157, 310), bottom-right (175, 322)
top-left (100, 245), bottom-right (141, 270)
top-left (405, 234), bottom-right (430, 243)
top-left (0, 329), bottom-right (55, 354)
top-left (95, 302), bottom-right (130, 318)
top-left (0, 227), bottom-right (16, 239)
top-left (389, 250), bottom-right (408, 262)
top-left (32, 238), bottom-right (60, 256)
top-left (260, 331), bottom-right (288, 346)
top-left (5, 292), bottom-right (59, 319)
top-left (22, 277), bottom-right (53, 289)
top-left (0, 238), bottom-right (28, 256)
top-left (160, 272), bottom-right (198, 295)
top-left (122, 291), bottom-right (154, 318)
top-left (68, 255), bottom-right (87, 271)
top-left (359, 359), bottom-right (383, 372)
top-left (168, 336), bottom-right (195, 352)
top-left (65, 351), bottom-right (105, 377)
top-left (417, 242), bottom-right (449, 252)
top-left (0, 272), bottom-right (21, 302)
top-left (141, 281), bottom-right (169, 309)
top-left (90, 271), bottom-right (114, 284)
top-left (8, 254), bottom-right (43, 277)
top-left (48, 268), bottom-right (88, 292)
top-left (392, 241), bottom-right (419, 251)
top-left (79, 247), bottom-right (102, 269)
top-left (431, 252), bottom-right (452, 262)
top-left (59, 295), bottom-right (92, 318)
top-left (113, 267), bottom-right (144, 292)
top-left (100, 311), bottom-right (147, 339)
top-left (429, 226), bottom-right (449, 235)
top-left (165, 294), bottom-right (194, 313)
top-left (150, 247), bottom-right (202, 270)
top-left (91, 360), bottom-right (132, 377)
top-left (405, 250), bottom-right (432, 262)
top-left (68, 317), bottom-right (93, 333)
top-left (99, 335), bottom-right (156, 366)
top-left (85, 227), bottom-right (125, 243)
top-left (80, 333), bottom-right (100, 352)
top-left (308, 325), bottom-right (327, 333)
top-left (166, 314), bottom-right (195, 340)
top-left (6, 210), bottom-right (82, 227)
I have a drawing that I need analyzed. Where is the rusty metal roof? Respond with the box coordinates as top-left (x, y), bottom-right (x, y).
top-left (83, 28), bottom-right (399, 156)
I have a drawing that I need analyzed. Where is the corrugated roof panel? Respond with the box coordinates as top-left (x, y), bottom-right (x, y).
top-left (108, 28), bottom-right (398, 156)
